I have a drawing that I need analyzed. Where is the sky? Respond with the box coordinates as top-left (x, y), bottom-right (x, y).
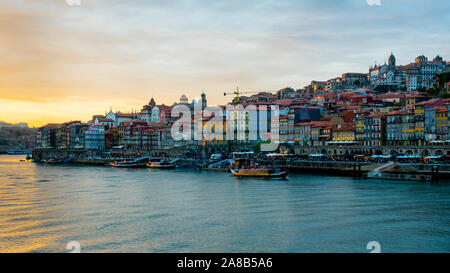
top-left (0, 0), bottom-right (449, 127)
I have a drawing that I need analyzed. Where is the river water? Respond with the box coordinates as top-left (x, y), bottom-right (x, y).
top-left (0, 155), bottom-right (449, 253)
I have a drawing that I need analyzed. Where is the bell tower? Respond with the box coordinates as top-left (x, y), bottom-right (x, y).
top-left (388, 53), bottom-right (396, 67)
top-left (201, 92), bottom-right (207, 110)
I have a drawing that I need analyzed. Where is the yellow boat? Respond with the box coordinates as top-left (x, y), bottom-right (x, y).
top-left (43, 158), bottom-right (59, 163)
top-left (230, 158), bottom-right (288, 179)
top-left (230, 168), bottom-right (288, 178)
top-left (146, 158), bottom-right (177, 169)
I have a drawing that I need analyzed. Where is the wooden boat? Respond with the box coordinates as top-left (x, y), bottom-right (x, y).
top-left (42, 156), bottom-right (72, 164)
top-left (146, 158), bottom-right (177, 169)
top-left (230, 158), bottom-right (288, 179)
top-left (110, 158), bottom-right (147, 168)
top-left (43, 158), bottom-right (59, 163)
top-left (230, 168), bottom-right (288, 179)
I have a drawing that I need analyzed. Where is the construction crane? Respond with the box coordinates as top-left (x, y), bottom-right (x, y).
top-left (224, 86), bottom-right (275, 103)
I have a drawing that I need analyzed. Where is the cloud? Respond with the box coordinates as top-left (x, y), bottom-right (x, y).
top-left (0, 0), bottom-right (449, 124)
top-left (367, 0), bottom-right (382, 6)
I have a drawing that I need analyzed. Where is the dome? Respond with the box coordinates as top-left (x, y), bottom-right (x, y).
top-left (180, 94), bottom-right (188, 103)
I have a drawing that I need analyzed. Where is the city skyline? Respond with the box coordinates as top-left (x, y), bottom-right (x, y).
top-left (1, 0), bottom-right (449, 127)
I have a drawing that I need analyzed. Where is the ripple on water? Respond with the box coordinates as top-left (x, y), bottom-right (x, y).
top-left (1, 155), bottom-right (450, 252)
top-left (36, 179), bottom-right (52, 183)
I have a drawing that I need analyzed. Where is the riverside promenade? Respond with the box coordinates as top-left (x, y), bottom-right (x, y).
top-left (31, 147), bottom-right (450, 181)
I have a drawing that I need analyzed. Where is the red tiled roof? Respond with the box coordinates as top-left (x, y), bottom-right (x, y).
top-left (97, 118), bottom-right (114, 122)
top-left (310, 121), bottom-right (334, 128)
top-left (415, 98), bottom-right (444, 106)
top-left (121, 119), bottom-right (146, 124)
top-left (117, 113), bottom-right (134, 118)
top-left (436, 106), bottom-right (448, 113)
top-left (366, 112), bottom-right (384, 118)
top-left (333, 123), bottom-right (355, 131)
top-left (294, 122), bottom-right (312, 126)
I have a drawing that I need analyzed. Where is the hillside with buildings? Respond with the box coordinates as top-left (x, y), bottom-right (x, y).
top-left (32, 53), bottom-right (450, 157)
top-left (0, 122), bottom-right (36, 153)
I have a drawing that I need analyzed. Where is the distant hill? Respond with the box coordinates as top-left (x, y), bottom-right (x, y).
top-left (0, 122), bottom-right (36, 152)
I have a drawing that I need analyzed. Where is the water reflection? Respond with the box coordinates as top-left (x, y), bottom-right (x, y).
top-left (1, 155), bottom-right (450, 253)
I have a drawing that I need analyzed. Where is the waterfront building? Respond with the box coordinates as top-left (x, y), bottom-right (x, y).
top-left (310, 121), bottom-right (333, 146)
top-left (414, 105), bottom-right (425, 146)
top-left (36, 123), bottom-right (62, 148)
top-left (201, 114), bottom-right (228, 154)
top-left (331, 123), bottom-right (355, 142)
top-left (363, 113), bottom-right (385, 146)
top-left (400, 111), bottom-right (415, 146)
top-left (65, 122), bottom-right (86, 149)
top-left (287, 106), bottom-right (321, 142)
top-left (279, 115), bottom-right (289, 142)
top-left (225, 103), bottom-right (277, 147)
top-left (288, 106), bottom-right (321, 123)
top-left (424, 107), bottom-right (437, 143)
top-left (355, 116), bottom-right (365, 144)
top-left (436, 106), bottom-right (448, 141)
top-left (294, 122), bottom-right (312, 146)
top-left (121, 119), bottom-right (147, 149)
top-left (446, 101), bottom-right (450, 141)
top-left (84, 124), bottom-right (105, 150)
top-left (227, 106), bottom-right (250, 144)
top-left (127, 126), bottom-right (147, 150)
top-left (414, 98), bottom-right (446, 144)
top-left (385, 110), bottom-right (403, 146)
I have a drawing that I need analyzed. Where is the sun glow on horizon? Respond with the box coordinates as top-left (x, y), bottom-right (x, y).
top-left (1, 0), bottom-right (449, 127)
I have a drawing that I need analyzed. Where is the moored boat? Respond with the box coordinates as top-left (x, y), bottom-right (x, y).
top-left (230, 168), bottom-right (288, 179)
top-left (42, 156), bottom-right (72, 164)
top-left (110, 160), bottom-right (147, 168)
top-left (43, 158), bottom-right (59, 163)
top-left (146, 158), bottom-right (177, 169)
top-left (230, 158), bottom-right (288, 179)
top-left (110, 157), bottom-right (148, 168)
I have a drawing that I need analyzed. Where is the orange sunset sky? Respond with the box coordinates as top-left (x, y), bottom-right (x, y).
top-left (1, 0), bottom-right (449, 127)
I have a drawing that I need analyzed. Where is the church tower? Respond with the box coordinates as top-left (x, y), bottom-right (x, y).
top-left (149, 97), bottom-right (156, 107)
top-left (201, 92), bottom-right (207, 110)
top-left (388, 53), bottom-right (396, 67)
